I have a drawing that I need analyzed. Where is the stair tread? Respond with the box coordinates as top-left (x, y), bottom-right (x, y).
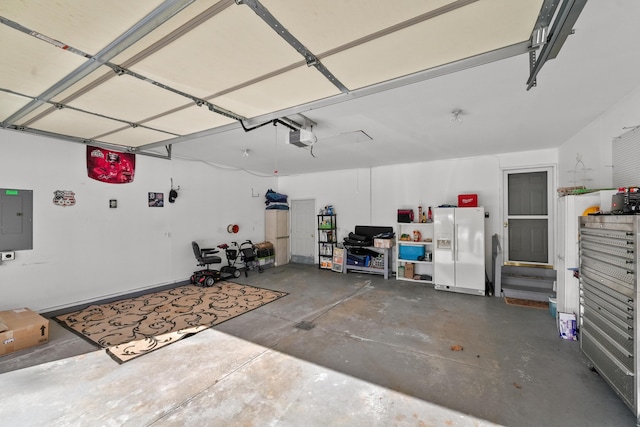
top-left (501, 283), bottom-right (555, 293)
top-left (501, 277), bottom-right (554, 289)
top-left (502, 266), bottom-right (556, 279)
top-left (502, 273), bottom-right (554, 280)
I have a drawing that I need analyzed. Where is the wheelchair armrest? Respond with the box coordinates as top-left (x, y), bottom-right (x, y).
top-left (201, 247), bottom-right (219, 255)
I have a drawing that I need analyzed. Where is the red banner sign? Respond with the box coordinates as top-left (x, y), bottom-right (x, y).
top-left (87, 146), bottom-right (135, 184)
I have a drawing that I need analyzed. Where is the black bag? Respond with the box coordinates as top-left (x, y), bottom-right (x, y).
top-left (348, 232), bottom-right (369, 242)
top-left (397, 209), bottom-right (414, 223)
top-left (256, 248), bottom-right (274, 258)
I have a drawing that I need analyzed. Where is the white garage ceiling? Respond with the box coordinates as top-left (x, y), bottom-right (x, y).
top-left (1, 0), bottom-right (639, 176)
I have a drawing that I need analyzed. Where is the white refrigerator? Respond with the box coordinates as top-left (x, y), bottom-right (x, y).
top-left (433, 207), bottom-right (485, 296)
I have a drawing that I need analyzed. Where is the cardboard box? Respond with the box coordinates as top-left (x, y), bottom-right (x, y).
top-left (0, 308), bottom-right (49, 356)
top-left (557, 312), bottom-right (577, 341)
top-left (458, 194), bottom-right (478, 207)
top-left (374, 238), bottom-right (393, 248)
top-left (404, 262), bottom-right (415, 278)
top-left (255, 241), bottom-right (274, 250)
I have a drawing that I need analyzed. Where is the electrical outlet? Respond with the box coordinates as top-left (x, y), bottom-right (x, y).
top-left (1, 251), bottom-right (15, 261)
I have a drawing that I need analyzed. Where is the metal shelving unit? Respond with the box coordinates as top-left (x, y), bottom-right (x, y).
top-left (318, 214), bottom-right (336, 269)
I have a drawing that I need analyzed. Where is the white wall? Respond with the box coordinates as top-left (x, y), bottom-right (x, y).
top-left (0, 132), bottom-right (275, 312)
top-left (558, 85), bottom-right (640, 189)
top-left (278, 169), bottom-right (371, 243)
top-left (279, 149), bottom-right (558, 276)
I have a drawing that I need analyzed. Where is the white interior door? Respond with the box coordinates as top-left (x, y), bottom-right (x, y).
top-left (290, 199), bottom-right (315, 264)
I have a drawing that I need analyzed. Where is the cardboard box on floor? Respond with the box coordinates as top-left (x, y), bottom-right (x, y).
top-left (0, 308), bottom-right (49, 356)
top-left (557, 312), bottom-right (577, 341)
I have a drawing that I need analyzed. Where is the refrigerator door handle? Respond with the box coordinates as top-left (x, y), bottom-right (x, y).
top-left (454, 224), bottom-right (459, 261)
top-left (452, 225), bottom-right (458, 261)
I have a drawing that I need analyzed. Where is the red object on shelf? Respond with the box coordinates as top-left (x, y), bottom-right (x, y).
top-left (458, 194), bottom-right (478, 207)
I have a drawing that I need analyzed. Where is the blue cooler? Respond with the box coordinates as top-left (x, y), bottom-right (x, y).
top-left (399, 245), bottom-right (425, 261)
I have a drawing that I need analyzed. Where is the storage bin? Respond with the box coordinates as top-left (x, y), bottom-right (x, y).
top-left (374, 238), bottom-right (393, 248)
top-left (548, 296), bottom-right (557, 318)
top-left (347, 253), bottom-right (370, 266)
top-left (458, 194), bottom-right (478, 207)
top-left (258, 256), bottom-right (275, 266)
top-left (399, 244), bottom-right (425, 261)
top-left (370, 255), bottom-right (385, 269)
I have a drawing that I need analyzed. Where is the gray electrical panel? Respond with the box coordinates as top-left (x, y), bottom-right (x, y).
top-left (0, 189), bottom-right (33, 251)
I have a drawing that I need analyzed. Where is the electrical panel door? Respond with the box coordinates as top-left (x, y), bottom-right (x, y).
top-left (0, 189), bottom-right (33, 251)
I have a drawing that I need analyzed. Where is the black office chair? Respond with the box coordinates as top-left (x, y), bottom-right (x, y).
top-left (191, 241), bottom-right (222, 287)
top-left (192, 241), bottom-right (222, 269)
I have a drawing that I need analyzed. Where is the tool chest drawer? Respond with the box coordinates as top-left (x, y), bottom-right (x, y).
top-left (581, 329), bottom-right (634, 409)
top-left (579, 215), bottom-right (639, 420)
top-left (581, 270), bottom-right (634, 311)
top-left (582, 308), bottom-right (633, 355)
top-left (581, 265), bottom-right (635, 299)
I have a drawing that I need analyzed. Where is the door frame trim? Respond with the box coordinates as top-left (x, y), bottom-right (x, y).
top-left (501, 164), bottom-right (556, 267)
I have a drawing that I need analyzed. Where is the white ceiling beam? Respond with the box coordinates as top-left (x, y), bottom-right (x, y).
top-left (1, 0), bottom-right (196, 128)
top-left (236, 0), bottom-right (349, 93)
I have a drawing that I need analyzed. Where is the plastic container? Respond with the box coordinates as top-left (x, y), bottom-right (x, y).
top-left (399, 244), bottom-right (426, 260)
top-left (397, 266), bottom-right (405, 277)
top-left (548, 297), bottom-right (557, 318)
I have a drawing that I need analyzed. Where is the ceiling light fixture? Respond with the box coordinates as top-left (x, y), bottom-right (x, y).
top-left (450, 109), bottom-right (463, 123)
top-left (242, 149), bottom-right (250, 157)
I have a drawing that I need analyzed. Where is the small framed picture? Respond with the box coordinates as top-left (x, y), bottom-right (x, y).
top-left (148, 192), bottom-right (164, 207)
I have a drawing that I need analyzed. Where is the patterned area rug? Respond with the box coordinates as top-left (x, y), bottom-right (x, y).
top-left (55, 282), bottom-right (287, 363)
top-left (504, 297), bottom-right (549, 309)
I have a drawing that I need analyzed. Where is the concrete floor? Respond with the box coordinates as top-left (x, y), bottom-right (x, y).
top-left (0, 263), bottom-right (635, 426)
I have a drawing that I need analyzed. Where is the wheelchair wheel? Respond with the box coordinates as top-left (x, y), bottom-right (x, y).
top-left (233, 269), bottom-right (241, 278)
top-left (204, 276), bottom-right (216, 287)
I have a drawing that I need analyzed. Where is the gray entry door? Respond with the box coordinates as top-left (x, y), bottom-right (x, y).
top-left (503, 168), bottom-right (553, 265)
top-left (290, 199), bottom-right (315, 264)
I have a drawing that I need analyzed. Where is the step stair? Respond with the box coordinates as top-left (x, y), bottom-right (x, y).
top-left (501, 265), bottom-right (556, 302)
